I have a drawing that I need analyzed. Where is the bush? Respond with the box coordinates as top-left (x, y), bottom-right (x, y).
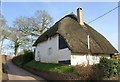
top-left (112, 55), bottom-right (120, 59)
top-left (117, 59), bottom-right (120, 75)
top-left (73, 65), bottom-right (104, 80)
top-left (91, 64), bottom-right (105, 80)
top-left (99, 57), bottom-right (120, 78)
top-left (73, 57), bottom-right (120, 80)
top-left (12, 55), bottom-right (23, 65)
top-left (12, 50), bottom-right (34, 65)
top-left (73, 65), bottom-right (92, 80)
top-left (22, 50), bottom-right (34, 65)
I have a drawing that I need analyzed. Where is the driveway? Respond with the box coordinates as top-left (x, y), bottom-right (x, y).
top-left (4, 60), bottom-right (47, 81)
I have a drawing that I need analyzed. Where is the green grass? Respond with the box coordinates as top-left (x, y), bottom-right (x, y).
top-left (25, 60), bottom-right (74, 74)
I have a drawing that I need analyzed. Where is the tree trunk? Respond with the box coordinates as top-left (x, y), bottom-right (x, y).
top-left (14, 41), bottom-right (19, 56)
top-left (41, 20), bottom-right (45, 34)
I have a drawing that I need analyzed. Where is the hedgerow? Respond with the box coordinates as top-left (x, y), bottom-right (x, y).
top-left (99, 57), bottom-right (120, 78)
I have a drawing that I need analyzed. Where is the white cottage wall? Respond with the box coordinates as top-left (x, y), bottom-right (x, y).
top-left (71, 54), bottom-right (110, 65)
top-left (58, 48), bottom-right (71, 62)
top-left (71, 54), bottom-right (101, 65)
top-left (35, 35), bottom-right (58, 63)
top-left (35, 35), bottom-right (71, 63)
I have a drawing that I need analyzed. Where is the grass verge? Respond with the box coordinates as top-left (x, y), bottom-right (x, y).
top-left (25, 60), bottom-right (74, 74)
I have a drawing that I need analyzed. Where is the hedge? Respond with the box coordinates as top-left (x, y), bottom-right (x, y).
top-left (12, 50), bottom-right (34, 65)
top-left (99, 57), bottom-right (120, 78)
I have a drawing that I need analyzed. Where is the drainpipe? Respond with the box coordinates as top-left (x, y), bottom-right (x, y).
top-left (86, 35), bottom-right (90, 65)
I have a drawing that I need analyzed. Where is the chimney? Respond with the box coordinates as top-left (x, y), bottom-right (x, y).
top-left (77, 8), bottom-right (84, 25)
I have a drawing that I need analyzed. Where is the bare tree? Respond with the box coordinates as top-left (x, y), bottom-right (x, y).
top-left (8, 27), bottom-right (30, 56)
top-left (13, 10), bottom-right (53, 50)
top-left (14, 10), bottom-right (53, 36)
top-left (0, 15), bottom-right (9, 54)
top-left (33, 10), bottom-right (53, 34)
top-left (0, 14), bottom-right (8, 82)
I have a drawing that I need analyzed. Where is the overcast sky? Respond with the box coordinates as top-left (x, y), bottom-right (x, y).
top-left (1, 2), bottom-right (119, 54)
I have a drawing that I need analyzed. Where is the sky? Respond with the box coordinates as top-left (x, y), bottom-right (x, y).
top-left (2, 0), bottom-right (120, 2)
top-left (1, 2), bottom-right (119, 54)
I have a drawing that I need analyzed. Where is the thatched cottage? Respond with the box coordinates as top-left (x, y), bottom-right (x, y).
top-left (33, 8), bottom-right (118, 65)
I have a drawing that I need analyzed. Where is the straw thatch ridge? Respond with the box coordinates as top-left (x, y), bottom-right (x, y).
top-left (33, 14), bottom-right (118, 54)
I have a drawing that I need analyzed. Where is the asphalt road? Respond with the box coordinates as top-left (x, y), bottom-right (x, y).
top-left (4, 60), bottom-right (47, 82)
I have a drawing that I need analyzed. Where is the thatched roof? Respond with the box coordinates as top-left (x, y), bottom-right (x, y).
top-left (33, 14), bottom-right (118, 54)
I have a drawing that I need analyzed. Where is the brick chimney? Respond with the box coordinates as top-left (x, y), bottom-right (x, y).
top-left (77, 8), bottom-right (84, 25)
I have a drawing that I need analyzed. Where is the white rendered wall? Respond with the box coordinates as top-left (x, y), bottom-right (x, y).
top-left (71, 54), bottom-right (110, 65)
top-left (57, 48), bottom-right (71, 62)
top-left (35, 35), bottom-right (71, 63)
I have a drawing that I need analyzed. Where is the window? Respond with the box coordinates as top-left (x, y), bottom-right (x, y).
top-left (92, 55), bottom-right (98, 64)
top-left (58, 60), bottom-right (71, 64)
top-left (48, 48), bottom-right (52, 55)
top-left (92, 56), bottom-right (96, 60)
top-left (59, 35), bottom-right (68, 49)
top-left (37, 51), bottom-right (41, 61)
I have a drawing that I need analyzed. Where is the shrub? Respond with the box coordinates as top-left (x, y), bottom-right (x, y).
top-left (73, 57), bottom-right (120, 80)
top-left (91, 64), bottom-right (105, 80)
top-left (22, 50), bottom-right (34, 65)
top-left (73, 65), bottom-right (104, 80)
top-left (12, 55), bottom-right (23, 65)
top-left (12, 50), bottom-right (34, 65)
top-left (115, 59), bottom-right (120, 78)
top-left (112, 55), bottom-right (120, 59)
top-left (99, 57), bottom-right (120, 78)
top-left (73, 65), bottom-right (92, 80)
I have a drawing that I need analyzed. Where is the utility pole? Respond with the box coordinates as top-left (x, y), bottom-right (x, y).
top-left (0, 40), bottom-right (2, 82)
top-left (0, 0), bottom-right (3, 81)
